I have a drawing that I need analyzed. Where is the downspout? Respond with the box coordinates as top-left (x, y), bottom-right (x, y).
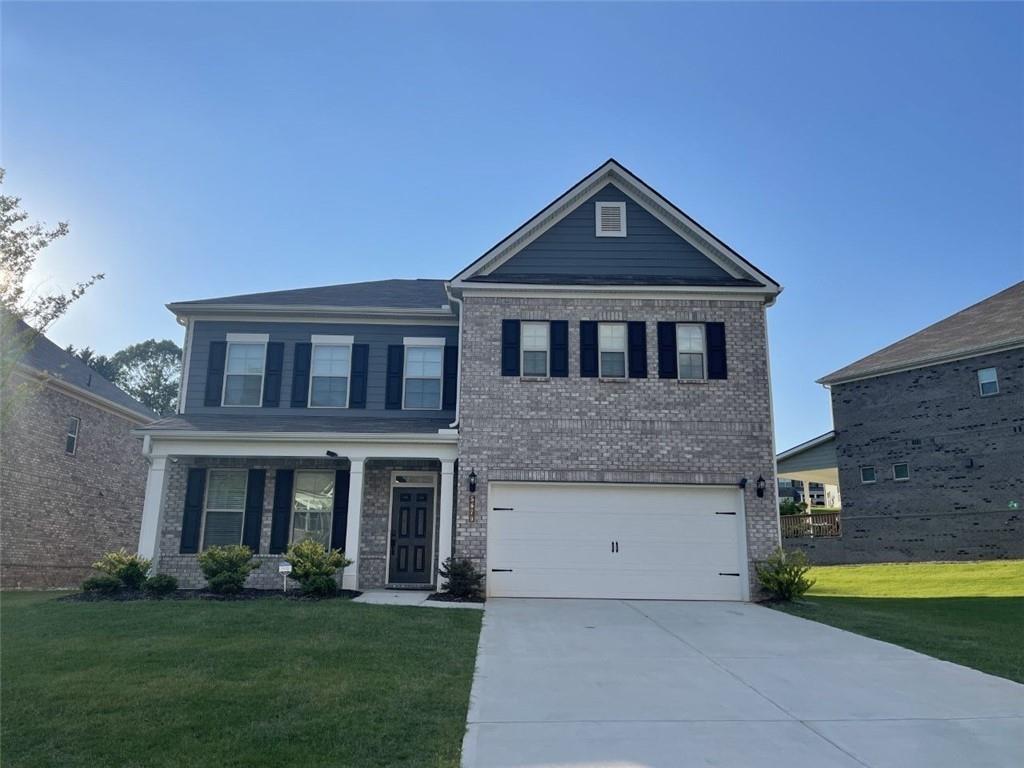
top-left (446, 286), bottom-right (464, 429)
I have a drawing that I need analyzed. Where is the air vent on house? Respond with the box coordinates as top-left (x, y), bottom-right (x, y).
top-left (595, 201), bottom-right (627, 237)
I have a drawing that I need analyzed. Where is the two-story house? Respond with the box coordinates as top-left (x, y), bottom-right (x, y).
top-left (136, 160), bottom-right (783, 600)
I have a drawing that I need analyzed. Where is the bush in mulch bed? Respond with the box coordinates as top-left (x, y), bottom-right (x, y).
top-left (426, 592), bottom-right (485, 604)
top-left (59, 588), bottom-right (362, 603)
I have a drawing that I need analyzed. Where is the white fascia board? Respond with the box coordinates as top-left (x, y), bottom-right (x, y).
top-left (166, 303), bottom-right (456, 322)
top-left (136, 431), bottom-right (459, 460)
top-left (402, 336), bottom-right (446, 347)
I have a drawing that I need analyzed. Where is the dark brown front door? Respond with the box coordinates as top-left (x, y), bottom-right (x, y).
top-left (388, 487), bottom-right (435, 584)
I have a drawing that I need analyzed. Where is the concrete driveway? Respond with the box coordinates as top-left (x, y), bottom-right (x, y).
top-left (462, 599), bottom-right (1024, 768)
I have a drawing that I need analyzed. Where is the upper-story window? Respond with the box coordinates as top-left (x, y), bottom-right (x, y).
top-left (521, 322), bottom-right (550, 377)
top-left (598, 323), bottom-right (627, 378)
top-left (676, 324), bottom-right (706, 380)
top-left (202, 469), bottom-right (248, 549)
top-left (223, 334), bottom-right (267, 406)
top-left (310, 335), bottom-right (353, 408)
top-left (893, 463), bottom-right (910, 481)
top-left (860, 466), bottom-right (876, 484)
top-left (404, 338), bottom-right (444, 410)
top-left (977, 367), bottom-right (999, 397)
top-left (65, 416), bottom-right (80, 455)
top-left (291, 470), bottom-right (335, 548)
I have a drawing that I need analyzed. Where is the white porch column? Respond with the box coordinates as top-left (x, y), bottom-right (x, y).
top-left (342, 459), bottom-right (365, 591)
top-left (137, 456), bottom-right (168, 560)
top-left (803, 479), bottom-right (812, 509)
top-left (436, 459), bottom-right (455, 589)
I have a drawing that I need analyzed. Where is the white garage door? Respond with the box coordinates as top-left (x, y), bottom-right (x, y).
top-left (487, 482), bottom-right (747, 601)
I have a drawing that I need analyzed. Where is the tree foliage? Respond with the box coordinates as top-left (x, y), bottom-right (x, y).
top-left (64, 345), bottom-right (122, 382)
top-left (66, 338), bottom-right (182, 415)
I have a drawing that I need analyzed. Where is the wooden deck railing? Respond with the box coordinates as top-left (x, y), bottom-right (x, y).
top-left (780, 511), bottom-right (842, 539)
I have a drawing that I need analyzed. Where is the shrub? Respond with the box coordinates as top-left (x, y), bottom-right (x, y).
top-left (82, 573), bottom-right (122, 594)
top-left (284, 539), bottom-right (351, 596)
top-left (438, 557), bottom-right (484, 599)
top-left (756, 547), bottom-right (815, 601)
top-left (92, 548), bottom-right (151, 590)
top-left (197, 545), bottom-right (260, 594)
top-left (779, 498), bottom-right (807, 516)
top-left (142, 573), bottom-right (178, 597)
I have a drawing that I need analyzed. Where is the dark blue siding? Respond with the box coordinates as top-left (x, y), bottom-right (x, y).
top-left (489, 183), bottom-right (735, 281)
top-left (185, 320), bottom-right (458, 419)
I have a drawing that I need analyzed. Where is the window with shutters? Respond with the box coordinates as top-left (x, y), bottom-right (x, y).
top-left (521, 321), bottom-right (550, 377)
top-left (676, 324), bottom-right (706, 380)
top-left (309, 336), bottom-right (352, 408)
top-left (65, 416), bottom-right (80, 455)
top-left (202, 469), bottom-right (248, 549)
top-left (404, 341), bottom-right (444, 409)
top-left (595, 201), bottom-right (627, 237)
top-left (222, 338), bottom-right (267, 406)
top-left (598, 323), bottom-right (627, 378)
top-left (977, 367), bottom-right (999, 397)
top-left (290, 470), bottom-right (335, 548)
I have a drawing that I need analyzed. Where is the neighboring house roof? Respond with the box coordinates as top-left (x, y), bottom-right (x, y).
top-left (776, 431), bottom-right (838, 486)
top-left (819, 281), bottom-right (1024, 386)
top-left (450, 158), bottom-right (781, 296)
top-left (137, 413), bottom-right (452, 436)
top-left (9, 318), bottom-right (158, 422)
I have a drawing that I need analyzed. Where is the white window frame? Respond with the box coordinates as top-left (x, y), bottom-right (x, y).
top-left (595, 201), bottom-right (627, 238)
top-left (520, 321), bottom-right (550, 377)
top-left (289, 469), bottom-right (336, 547)
top-left (200, 468), bottom-right (249, 551)
top-left (676, 323), bottom-right (707, 380)
top-left (860, 466), bottom-right (876, 484)
top-left (893, 463), bottom-right (910, 482)
top-left (402, 337), bottom-right (445, 411)
top-left (977, 367), bottom-right (999, 397)
top-left (308, 334), bottom-right (354, 409)
top-left (65, 416), bottom-right (81, 455)
top-left (598, 322), bottom-right (628, 378)
top-left (221, 333), bottom-right (269, 408)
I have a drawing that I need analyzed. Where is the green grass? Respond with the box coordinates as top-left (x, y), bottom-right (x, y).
top-left (0, 592), bottom-right (483, 768)
top-left (773, 560), bottom-right (1024, 683)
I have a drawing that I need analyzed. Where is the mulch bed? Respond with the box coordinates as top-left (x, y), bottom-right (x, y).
top-left (426, 592), bottom-right (485, 604)
top-left (59, 588), bottom-right (362, 603)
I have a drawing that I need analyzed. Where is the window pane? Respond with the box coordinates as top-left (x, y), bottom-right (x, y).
top-left (523, 350), bottom-right (548, 376)
top-left (224, 374), bottom-right (262, 405)
top-left (292, 471), bottom-right (334, 548)
top-left (66, 417), bottom-right (80, 437)
top-left (405, 378), bottom-right (441, 409)
top-left (203, 511), bottom-right (243, 548)
top-left (600, 351), bottom-right (626, 378)
top-left (599, 323), bottom-right (625, 351)
top-left (860, 467), bottom-right (875, 483)
top-left (226, 343), bottom-right (265, 375)
top-left (207, 471), bottom-right (247, 510)
top-left (978, 368), bottom-right (998, 395)
top-left (677, 324), bottom-right (704, 353)
top-left (310, 376), bottom-right (348, 407)
top-left (406, 346), bottom-right (443, 377)
top-left (679, 352), bottom-right (705, 380)
top-left (981, 381), bottom-right (998, 395)
top-left (312, 345), bottom-right (350, 377)
top-left (893, 463), bottom-right (909, 480)
top-left (65, 435), bottom-right (77, 454)
top-left (521, 322), bottom-right (549, 351)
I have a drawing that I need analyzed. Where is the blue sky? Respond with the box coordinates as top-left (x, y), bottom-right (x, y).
top-left (3, 1), bottom-right (1022, 450)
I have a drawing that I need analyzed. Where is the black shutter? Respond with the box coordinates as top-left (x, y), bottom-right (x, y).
top-left (203, 342), bottom-right (226, 406)
top-left (706, 322), bottom-right (728, 380)
top-left (501, 320), bottom-right (520, 376)
top-left (262, 343), bottom-right (284, 407)
top-left (349, 344), bottom-right (369, 408)
top-left (330, 469), bottom-right (351, 551)
top-left (179, 468), bottom-right (207, 554)
top-left (579, 321), bottom-right (598, 378)
top-left (385, 345), bottom-right (404, 409)
top-left (242, 469), bottom-right (265, 552)
top-left (290, 343), bottom-right (312, 408)
top-left (627, 321), bottom-right (648, 379)
top-left (442, 346), bottom-right (458, 410)
top-left (657, 322), bottom-right (678, 379)
top-left (550, 321), bottom-right (569, 377)
top-left (269, 469), bottom-right (294, 554)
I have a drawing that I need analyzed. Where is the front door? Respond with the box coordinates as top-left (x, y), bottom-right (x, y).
top-left (388, 487), bottom-right (435, 584)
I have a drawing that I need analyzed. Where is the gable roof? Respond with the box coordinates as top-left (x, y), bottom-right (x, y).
top-left (450, 158), bottom-right (780, 295)
top-left (167, 279), bottom-right (453, 319)
top-left (8, 316), bottom-right (157, 422)
top-left (819, 281), bottom-right (1024, 386)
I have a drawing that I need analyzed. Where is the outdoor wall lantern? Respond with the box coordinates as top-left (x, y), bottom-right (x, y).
top-left (468, 468), bottom-right (478, 494)
top-left (756, 475), bottom-right (766, 498)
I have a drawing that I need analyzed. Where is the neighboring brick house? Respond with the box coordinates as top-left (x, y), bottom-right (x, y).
top-left (137, 159), bottom-right (783, 600)
top-left (782, 282), bottom-right (1023, 564)
top-left (1, 320), bottom-right (156, 587)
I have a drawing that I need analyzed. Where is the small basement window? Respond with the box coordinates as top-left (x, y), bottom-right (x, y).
top-left (860, 466), bottom-right (876, 484)
top-left (977, 367), bottom-right (999, 397)
top-left (65, 416), bottom-right (80, 455)
top-left (595, 201), bottom-right (627, 237)
top-left (893, 463), bottom-right (910, 481)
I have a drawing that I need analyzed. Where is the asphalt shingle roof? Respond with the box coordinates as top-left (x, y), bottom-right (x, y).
top-left (170, 279), bottom-right (450, 311)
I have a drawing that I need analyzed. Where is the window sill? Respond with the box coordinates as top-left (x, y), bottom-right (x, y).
top-left (598, 377), bottom-right (629, 383)
top-left (676, 378), bottom-right (711, 385)
top-left (519, 376), bottom-right (551, 382)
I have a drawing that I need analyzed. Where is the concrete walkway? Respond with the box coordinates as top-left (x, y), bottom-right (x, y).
top-left (462, 599), bottom-right (1024, 767)
top-left (352, 589), bottom-right (484, 609)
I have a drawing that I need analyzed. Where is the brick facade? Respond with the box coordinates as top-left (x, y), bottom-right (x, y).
top-left (0, 378), bottom-right (148, 588)
top-left (453, 295), bottom-right (781, 593)
top-left (795, 348), bottom-right (1023, 564)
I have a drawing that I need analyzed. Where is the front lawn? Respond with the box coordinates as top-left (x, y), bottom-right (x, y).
top-left (0, 591), bottom-right (482, 768)
top-left (773, 560), bottom-right (1024, 683)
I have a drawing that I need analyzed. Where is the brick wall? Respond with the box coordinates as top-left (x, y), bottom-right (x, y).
top-left (0, 378), bottom-right (147, 588)
top-left (454, 295), bottom-right (780, 594)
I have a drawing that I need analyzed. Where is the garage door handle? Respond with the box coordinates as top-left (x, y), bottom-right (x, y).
top-left (718, 572), bottom-right (740, 577)
top-left (716, 511), bottom-right (736, 516)
top-left (492, 507), bottom-right (514, 511)
top-left (490, 568), bottom-right (513, 573)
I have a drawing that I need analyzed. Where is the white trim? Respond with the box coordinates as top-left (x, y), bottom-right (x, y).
top-left (819, 339), bottom-right (1024, 386)
top-left (311, 334), bottom-right (354, 345)
top-left (402, 336), bottom-right (446, 347)
top-left (288, 469), bottom-right (337, 548)
top-left (595, 201), bottom-right (627, 237)
top-left (520, 321), bottom-right (550, 377)
top-left (221, 340), bottom-right (267, 407)
top-left (437, 460), bottom-right (455, 587)
top-left (892, 463), bottom-right (910, 482)
top-left (65, 415), bottom-right (81, 455)
top-left (225, 332), bottom-right (269, 343)
top-left (676, 322), bottom-right (707, 380)
top-left (168, 305), bottom-right (457, 324)
top-left (137, 456), bottom-right (168, 559)
top-left (137, 433), bottom-right (459, 462)
top-left (402, 344), bottom-right (443, 411)
top-left (173, 311), bottom-right (458, 327)
top-left (177, 318), bottom-right (194, 415)
top-left (308, 340), bottom-right (353, 409)
top-left (384, 470), bottom-right (439, 586)
top-left (199, 468), bottom-right (249, 551)
top-left (597, 322), bottom-right (628, 379)
top-left (860, 466), bottom-right (877, 484)
top-left (342, 459), bottom-right (365, 589)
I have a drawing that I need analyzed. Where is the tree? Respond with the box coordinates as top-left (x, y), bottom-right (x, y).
top-left (111, 339), bottom-right (182, 416)
top-left (65, 344), bottom-right (122, 382)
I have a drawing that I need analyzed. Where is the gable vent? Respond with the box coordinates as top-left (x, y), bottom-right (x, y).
top-left (595, 201), bottom-right (627, 237)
